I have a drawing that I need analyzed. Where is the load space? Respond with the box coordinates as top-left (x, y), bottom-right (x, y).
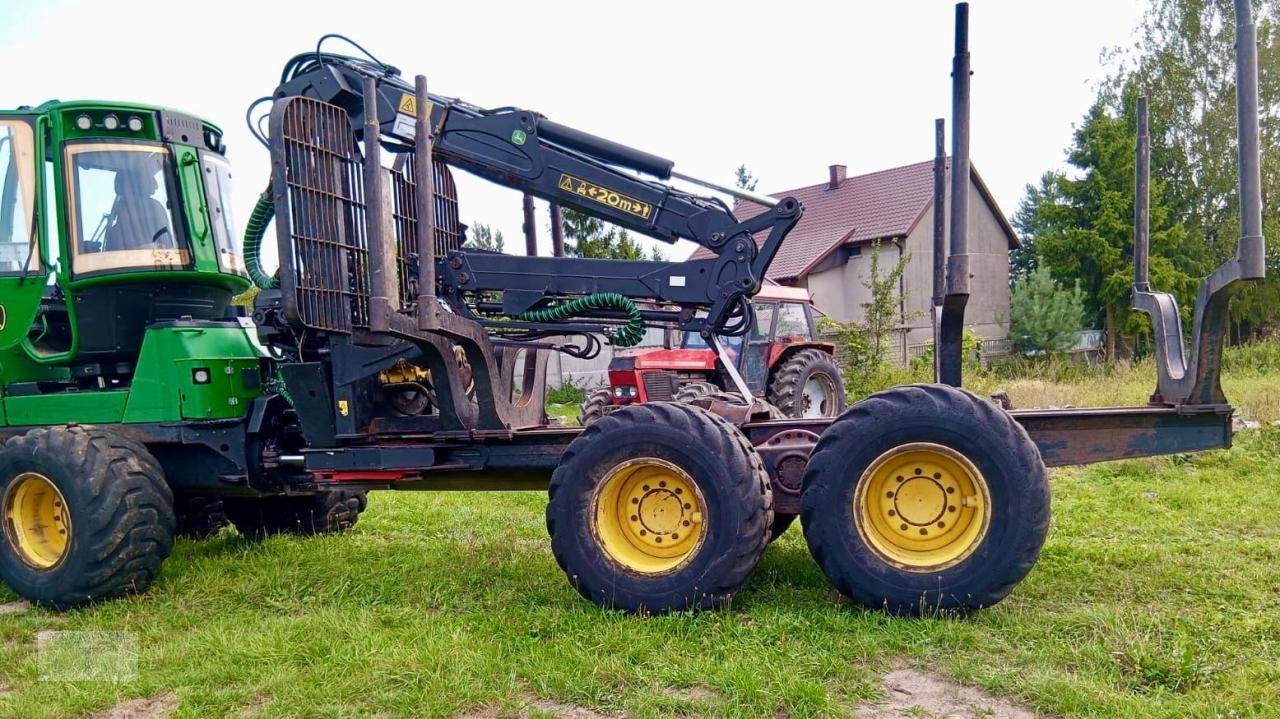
top-left (0, 0), bottom-right (1266, 618)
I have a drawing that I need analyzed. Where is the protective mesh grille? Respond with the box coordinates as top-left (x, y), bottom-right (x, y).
top-left (388, 158), bottom-right (463, 309)
top-left (274, 96), bottom-right (369, 333)
top-left (272, 96), bottom-right (463, 332)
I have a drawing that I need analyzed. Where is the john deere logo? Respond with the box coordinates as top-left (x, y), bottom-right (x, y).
top-left (511, 129), bottom-right (527, 146)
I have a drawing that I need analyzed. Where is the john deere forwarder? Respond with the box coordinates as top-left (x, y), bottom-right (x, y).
top-left (0, 2), bottom-right (1266, 615)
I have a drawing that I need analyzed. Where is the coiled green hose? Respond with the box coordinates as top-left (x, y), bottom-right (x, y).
top-left (516, 293), bottom-right (646, 347)
top-left (244, 190), bottom-right (277, 289)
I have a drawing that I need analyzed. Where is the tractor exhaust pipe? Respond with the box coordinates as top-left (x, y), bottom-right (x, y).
top-left (936, 2), bottom-right (971, 386)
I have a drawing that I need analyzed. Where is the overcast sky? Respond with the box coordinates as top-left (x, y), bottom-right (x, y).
top-left (1, 0), bottom-right (1145, 261)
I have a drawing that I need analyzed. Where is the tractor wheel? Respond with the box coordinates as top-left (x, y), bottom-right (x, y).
top-left (800, 384), bottom-right (1049, 616)
top-left (175, 496), bottom-right (229, 540)
top-left (577, 388), bottom-right (613, 427)
top-left (0, 426), bottom-right (175, 609)
top-left (672, 381), bottom-right (719, 403)
top-left (768, 349), bottom-right (846, 419)
top-left (547, 403), bottom-right (772, 613)
top-left (225, 489), bottom-right (367, 539)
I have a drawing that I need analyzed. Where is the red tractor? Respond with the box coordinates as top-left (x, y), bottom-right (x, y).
top-left (580, 284), bottom-right (846, 424)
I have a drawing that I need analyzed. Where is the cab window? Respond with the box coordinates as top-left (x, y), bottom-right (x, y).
top-left (776, 302), bottom-right (812, 339)
top-left (200, 152), bottom-right (244, 276)
top-left (751, 301), bottom-right (776, 340)
top-left (0, 120), bottom-right (38, 274)
top-left (65, 142), bottom-right (188, 276)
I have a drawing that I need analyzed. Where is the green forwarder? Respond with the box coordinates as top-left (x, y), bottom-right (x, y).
top-left (0, 101), bottom-right (363, 606)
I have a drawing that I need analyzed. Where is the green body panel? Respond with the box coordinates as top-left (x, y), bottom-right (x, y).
top-left (1, 323), bottom-right (264, 427)
top-left (4, 391), bottom-right (129, 425)
top-left (125, 324), bottom-right (264, 422)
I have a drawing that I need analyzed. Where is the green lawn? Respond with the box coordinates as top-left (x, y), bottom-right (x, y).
top-left (2, 387), bottom-right (1280, 717)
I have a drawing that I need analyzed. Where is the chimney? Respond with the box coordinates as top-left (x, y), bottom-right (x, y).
top-left (828, 164), bottom-right (846, 190)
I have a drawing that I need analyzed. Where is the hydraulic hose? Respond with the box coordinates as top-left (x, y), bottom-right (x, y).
top-left (516, 293), bottom-right (646, 347)
top-left (243, 189), bottom-right (277, 289)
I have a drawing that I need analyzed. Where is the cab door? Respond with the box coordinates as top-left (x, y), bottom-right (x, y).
top-left (739, 301), bottom-right (776, 392)
top-left (0, 116), bottom-right (47, 351)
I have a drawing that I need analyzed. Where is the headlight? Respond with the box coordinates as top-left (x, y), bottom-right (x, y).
top-left (102, 114), bottom-right (119, 130)
top-left (127, 116), bottom-right (143, 132)
top-left (613, 385), bottom-right (637, 399)
top-left (192, 368), bottom-right (212, 385)
top-left (75, 114), bottom-right (92, 130)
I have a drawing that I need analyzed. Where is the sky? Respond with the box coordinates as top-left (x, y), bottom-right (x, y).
top-left (0, 0), bottom-right (1146, 262)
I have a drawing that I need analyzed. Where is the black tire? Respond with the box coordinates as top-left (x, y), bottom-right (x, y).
top-left (0, 426), bottom-right (175, 609)
top-left (225, 489), bottom-right (367, 538)
top-left (547, 403), bottom-right (772, 613)
top-left (174, 496), bottom-right (229, 540)
top-left (768, 348), bottom-right (846, 419)
top-left (672, 381), bottom-right (719, 403)
top-left (577, 388), bottom-right (614, 427)
top-left (800, 384), bottom-right (1049, 616)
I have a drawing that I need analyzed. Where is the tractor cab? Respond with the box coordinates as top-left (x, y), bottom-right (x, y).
top-left (0, 101), bottom-right (249, 391)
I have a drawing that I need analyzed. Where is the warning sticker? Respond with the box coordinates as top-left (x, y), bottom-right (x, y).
top-left (398, 93), bottom-right (417, 116)
top-left (557, 174), bottom-right (653, 220)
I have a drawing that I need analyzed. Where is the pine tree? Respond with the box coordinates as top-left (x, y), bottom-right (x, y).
top-left (1009, 267), bottom-right (1086, 356)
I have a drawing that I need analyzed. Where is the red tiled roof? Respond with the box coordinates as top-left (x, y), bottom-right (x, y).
top-left (691, 159), bottom-right (1017, 280)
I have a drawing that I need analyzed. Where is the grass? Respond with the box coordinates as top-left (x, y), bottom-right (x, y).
top-left (3, 362), bottom-right (1280, 717)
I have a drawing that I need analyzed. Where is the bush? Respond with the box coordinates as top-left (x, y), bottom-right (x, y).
top-left (546, 377), bottom-right (588, 405)
top-left (1222, 341), bottom-right (1280, 373)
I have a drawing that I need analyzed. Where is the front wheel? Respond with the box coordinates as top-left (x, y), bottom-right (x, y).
top-left (0, 427), bottom-right (175, 608)
top-left (577, 388), bottom-right (614, 427)
top-left (547, 403), bottom-right (773, 613)
top-left (800, 384), bottom-right (1049, 615)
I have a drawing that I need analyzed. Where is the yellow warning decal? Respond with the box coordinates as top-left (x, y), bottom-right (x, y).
top-left (398, 93), bottom-right (417, 115)
top-left (557, 174), bottom-right (653, 220)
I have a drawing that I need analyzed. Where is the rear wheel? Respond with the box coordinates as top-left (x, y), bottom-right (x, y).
top-left (175, 496), bottom-right (229, 540)
top-left (800, 384), bottom-right (1049, 615)
top-left (768, 349), bottom-right (845, 419)
top-left (225, 489), bottom-right (367, 539)
top-left (547, 403), bottom-right (772, 613)
top-left (0, 426), bottom-right (175, 608)
top-left (577, 388), bottom-right (614, 427)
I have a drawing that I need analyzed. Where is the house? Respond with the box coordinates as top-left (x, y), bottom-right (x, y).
top-left (692, 160), bottom-right (1019, 360)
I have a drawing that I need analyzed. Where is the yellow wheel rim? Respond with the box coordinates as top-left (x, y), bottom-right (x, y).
top-left (592, 458), bottom-right (707, 574)
top-left (3, 472), bottom-right (72, 570)
top-left (855, 442), bottom-right (990, 572)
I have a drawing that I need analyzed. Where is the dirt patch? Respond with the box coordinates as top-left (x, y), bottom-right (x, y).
top-left (457, 696), bottom-right (619, 719)
top-left (662, 686), bottom-right (720, 704)
top-left (0, 600), bottom-right (31, 615)
top-left (89, 692), bottom-right (178, 719)
top-left (0, 677), bottom-right (10, 694)
top-left (855, 668), bottom-right (1037, 719)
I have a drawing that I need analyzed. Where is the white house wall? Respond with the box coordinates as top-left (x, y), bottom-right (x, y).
top-left (805, 173), bottom-right (1012, 348)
